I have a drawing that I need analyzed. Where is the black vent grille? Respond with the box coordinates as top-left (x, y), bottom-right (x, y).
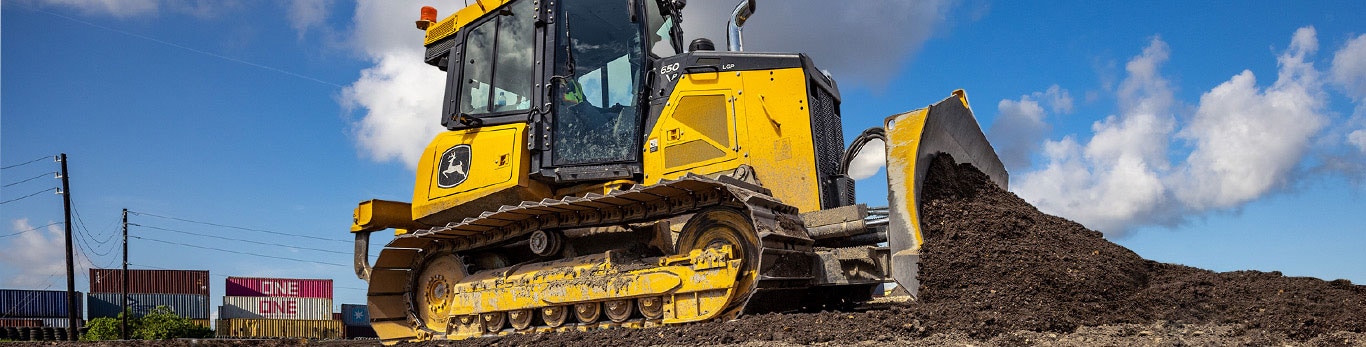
top-left (425, 37), bottom-right (458, 66)
top-left (808, 84), bottom-right (850, 209)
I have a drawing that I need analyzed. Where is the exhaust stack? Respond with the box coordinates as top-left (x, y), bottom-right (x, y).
top-left (727, 0), bottom-right (756, 51)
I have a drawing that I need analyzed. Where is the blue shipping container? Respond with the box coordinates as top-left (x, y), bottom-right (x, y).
top-left (340, 304), bottom-right (369, 326)
top-left (87, 293), bottom-right (209, 319)
top-left (0, 289), bottom-right (83, 318)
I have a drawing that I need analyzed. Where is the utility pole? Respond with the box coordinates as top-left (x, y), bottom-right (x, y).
top-left (121, 209), bottom-right (129, 340)
top-left (58, 153), bottom-right (77, 340)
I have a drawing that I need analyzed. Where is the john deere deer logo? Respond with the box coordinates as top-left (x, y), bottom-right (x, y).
top-left (437, 145), bottom-right (471, 188)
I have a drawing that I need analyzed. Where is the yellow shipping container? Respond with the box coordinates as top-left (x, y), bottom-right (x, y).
top-left (189, 319), bottom-right (210, 328)
top-left (216, 319), bottom-right (341, 339)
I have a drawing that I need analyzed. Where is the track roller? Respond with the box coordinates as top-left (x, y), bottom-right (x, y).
top-left (574, 302), bottom-right (601, 323)
top-left (509, 309), bottom-right (534, 330)
top-left (542, 306), bottom-right (569, 327)
top-left (481, 312), bottom-right (505, 333)
top-left (638, 296), bottom-right (663, 319)
top-left (605, 299), bottom-right (633, 323)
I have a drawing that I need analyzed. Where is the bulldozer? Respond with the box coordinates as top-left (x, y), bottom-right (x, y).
top-left (348, 0), bottom-right (1007, 344)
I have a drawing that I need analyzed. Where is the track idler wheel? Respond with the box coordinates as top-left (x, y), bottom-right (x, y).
top-left (574, 302), bottom-right (601, 323)
top-left (678, 208), bottom-right (761, 317)
top-left (604, 299), bottom-right (633, 323)
top-left (412, 253), bottom-right (468, 333)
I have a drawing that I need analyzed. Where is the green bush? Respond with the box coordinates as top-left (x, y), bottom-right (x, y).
top-left (83, 306), bottom-right (213, 340)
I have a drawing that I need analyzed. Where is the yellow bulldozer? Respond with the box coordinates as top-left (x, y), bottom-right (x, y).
top-left (348, 0), bottom-right (1007, 343)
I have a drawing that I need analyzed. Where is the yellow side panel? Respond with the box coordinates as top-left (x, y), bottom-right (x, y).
top-left (412, 123), bottom-right (548, 223)
top-left (737, 68), bottom-right (821, 212)
top-left (644, 67), bottom-right (821, 212)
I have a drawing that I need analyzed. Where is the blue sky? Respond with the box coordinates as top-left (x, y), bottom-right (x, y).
top-left (2, 0), bottom-right (1363, 318)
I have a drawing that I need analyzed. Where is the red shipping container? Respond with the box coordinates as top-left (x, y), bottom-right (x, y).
top-left (225, 277), bottom-right (332, 298)
top-left (0, 319), bottom-right (42, 327)
top-left (89, 269), bottom-right (209, 296)
top-left (333, 312), bottom-right (342, 321)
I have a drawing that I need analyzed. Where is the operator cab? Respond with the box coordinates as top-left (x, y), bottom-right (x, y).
top-left (426, 0), bottom-right (683, 183)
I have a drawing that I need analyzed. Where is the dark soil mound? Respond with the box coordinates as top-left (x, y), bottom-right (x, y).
top-left (913, 154), bottom-right (1365, 339)
top-left (414, 154), bottom-right (1364, 347)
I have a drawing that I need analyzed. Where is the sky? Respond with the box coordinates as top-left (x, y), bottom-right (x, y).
top-left (2, 0), bottom-right (1364, 319)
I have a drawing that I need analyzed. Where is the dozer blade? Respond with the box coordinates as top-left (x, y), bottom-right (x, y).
top-left (883, 90), bottom-right (1007, 298)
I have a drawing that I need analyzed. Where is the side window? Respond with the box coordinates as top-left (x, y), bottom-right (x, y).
top-left (493, 0), bottom-right (535, 111)
top-left (458, 0), bottom-right (534, 116)
top-left (459, 21), bottom-right (494, 115)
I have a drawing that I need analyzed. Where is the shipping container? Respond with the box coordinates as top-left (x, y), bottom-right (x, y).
top-left (32, 318), bottom-right (83, 328)
top-left (343, 324), bottom-right (377, 339)
top-left (216, 319), bottom-right (341, 339)
top-left (0, 319), bottom-right (41, 327)
top-left (225, 277), bottom-right (332, 298)
top-left (340, 304), bottom-right (369, 326)
top-left (220, 296), bottom-right (333, 320)
top-left (189, 319), bottom-right (210, 329)
top-left (87, 293), bottom-right (209, 319)
top-left (332, 312), bottom-right (342, 321)
top-left (0, 289), bottom-right (83, 318)
top-left (89, 269), bottom-right (209, 296)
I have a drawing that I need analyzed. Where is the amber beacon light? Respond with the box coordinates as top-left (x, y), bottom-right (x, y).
top-left (416, 6), bottom-right (438, 30)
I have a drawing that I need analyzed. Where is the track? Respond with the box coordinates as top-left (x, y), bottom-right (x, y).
top-left (366, 175), bottom-right (817, 344)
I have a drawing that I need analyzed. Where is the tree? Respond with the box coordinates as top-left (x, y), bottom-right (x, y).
top-left (83, 306), bottom-right (212, 340)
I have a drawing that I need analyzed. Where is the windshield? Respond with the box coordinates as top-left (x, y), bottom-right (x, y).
top-left (551, 0), bottom-right (646, 166)
top-left (457, 0), bottom-right (535, 116)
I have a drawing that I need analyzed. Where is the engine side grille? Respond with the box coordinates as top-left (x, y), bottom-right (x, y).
top-left (808, 83), bottom-right (851, 209)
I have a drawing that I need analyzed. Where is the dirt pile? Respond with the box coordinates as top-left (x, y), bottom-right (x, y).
top-left (913, 154), bottom-right (1365, 339)
top-left (415, 154), bottom-right (1364, 347)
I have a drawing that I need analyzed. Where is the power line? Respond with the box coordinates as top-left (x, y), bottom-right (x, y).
top-left (127, 210), bottom-right (355, 244)
top-left (75, 223), bottom-right (116, 257)
top-left (130, 223), bottom-right (350, 255)
top-left (0, 222), bottom-right (62, 238)
top-left (26, 7), bottom-right (343, 88)
top-left (72, 204), bottom-right (117, 245)
top-left (129, 235), bottom-right (349, 267)
top-left (0, 187), bottom-right (56, 205)
top-left (0, 155), bottom-right (53, 170)
top-left (2, 171), bottom-right (57, 188)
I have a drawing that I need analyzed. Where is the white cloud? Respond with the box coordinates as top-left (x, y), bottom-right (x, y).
top-left (288, 0), bottom-right (334, 39)
top-left (989, 84), bottom-right (1074, 172)
top-left (1012, 28), bottom-right (1335, 235)
top-left (1174, 27), bottom-right (1326, 210)
top-left (0, 219), bottom-right (91, 288)
top-left (1330, 34), bottom-right (1366, 101)
top-left (1330, 34), bottom-right (1366, 154)
top-left (989, 95), bottom-right (1048, 172)
top-left (1349, 130), bottom-right (1366, 153)
top-left (847, 139), bottom-right (886, 180)
top-left (682, 1), bottom-right (954, 89)
top-left (1039, 85), bottom-right (1075, 114)
top-left (341, 1), bottom-right (458, 168)
top-left (1013, 37), bottom-right (1175, 233)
